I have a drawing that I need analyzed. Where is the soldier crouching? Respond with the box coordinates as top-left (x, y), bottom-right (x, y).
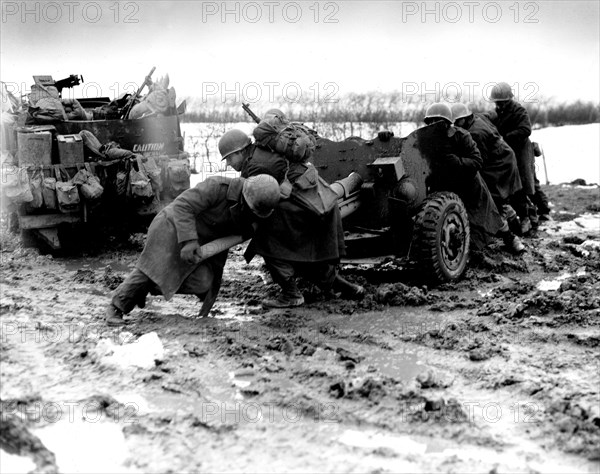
top-left (105, 174), bottom-right (280, 326)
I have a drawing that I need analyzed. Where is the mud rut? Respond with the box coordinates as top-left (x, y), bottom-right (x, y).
top-left (1, 185), bottom-right (599, 473)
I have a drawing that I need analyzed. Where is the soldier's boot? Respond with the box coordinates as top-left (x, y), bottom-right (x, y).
top-left (332, 275), bottom-right (365, 300)
top-left (520, 217), bottom-right (532, 236)
top-left (263, 280), bottom-right (304, 309)
top-left (105, 304), bottom-right (126, 326)
top-left (538, 212), bottom-right (551, 222)
top-left (500, 231), bottom-right (525, 254)
top-left (503, 204), bottom-right (522, 236)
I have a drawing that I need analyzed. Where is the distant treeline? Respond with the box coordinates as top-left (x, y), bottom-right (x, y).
top-left (182, 92), bottom-right (600, 128)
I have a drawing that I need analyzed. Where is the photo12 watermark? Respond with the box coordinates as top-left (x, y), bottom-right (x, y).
top-left (399, 81), bottom-right (539, 104)
top-left (1, 400), bottom-right (139, 424)
top-left (201, 81), bottom-right (340, 104)
top-left (400, 399), bottom-right (543, 424)
top-left (1, 1), bottom-right (140, 24)
top-left (198, 401), bottom-right (341, 424)
top-left (400, 1), bottom-right (539, 24)
top-left (0, 319), bottom-right (324, 346)
top-left (200, 1), bottom-right (340, 24)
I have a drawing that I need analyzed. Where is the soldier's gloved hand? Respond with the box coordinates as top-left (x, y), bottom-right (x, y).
top-left (445, 154), bottom-right (462, 168)
top-left (181, 240), bottom-right (202, 264)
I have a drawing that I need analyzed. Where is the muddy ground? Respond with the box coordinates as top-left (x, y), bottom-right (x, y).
top-left (1, 184), bottom-right (599, 473)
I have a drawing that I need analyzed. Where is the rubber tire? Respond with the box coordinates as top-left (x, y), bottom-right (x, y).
top-left (411, 191), bottom-right (470, 283)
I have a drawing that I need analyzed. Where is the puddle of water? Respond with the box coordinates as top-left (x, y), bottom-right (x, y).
top-left (332, 308), bottom-right (448, 339)
top-left (364, 347), bottom-right (424, 382)
top-left (146, 392), bottom-right (210, 416)
top-left (337, 428), bottom-right (593, 473)
top-left (338, 429), bottom-right (427, 455)
top-left (0, 450), bottom-right (36, 474)
top-left (33, 420), bottom-right (135, 474)
top-left (211, 302), bottom-right (257, 323)
top-left (60, 259), bottom-right (134, 273)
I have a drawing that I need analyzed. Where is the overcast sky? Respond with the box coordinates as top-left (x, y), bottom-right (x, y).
top-left (1, 0), bottom-right (599, 105)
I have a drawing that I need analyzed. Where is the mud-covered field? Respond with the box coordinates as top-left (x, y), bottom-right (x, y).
top-left (1, 184), bottom-right (599, 473)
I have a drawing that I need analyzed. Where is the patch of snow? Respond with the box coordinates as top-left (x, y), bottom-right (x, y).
top-left (541, 213), bottom-right (600, 236)
top-left (95, 332), bottom-right (164, 370)
top-left (34, 421), bottom-right (135, 474)
top-left (537, 273), bottom-right (572, 291)
top-left (532, 124), bottom-right (600, 185)
top-left (0, 450), bottom-right (36, 474)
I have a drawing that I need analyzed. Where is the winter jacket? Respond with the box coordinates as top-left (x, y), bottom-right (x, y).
top-left (462, 114), bottom-right (522, 204)
top-left (427, 124), bottom-right (503, 248)
top-left (242, 145), bottom-right (345, 263)
top-left (137, 176), bottom-right (252, 299)
top-left (485, 101), bottom-right (535, 194)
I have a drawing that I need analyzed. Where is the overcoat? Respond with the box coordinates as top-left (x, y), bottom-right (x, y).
top-left (429, 126), bottom-right (504, 247)
top-left (242, 145), bottom-right (345, 263)
top-left (137, 176), bottom-right (252, 300)
top-left (466, 114), bottom-right (522, 203)
top-left (485, 101), bottom-right (535, 194)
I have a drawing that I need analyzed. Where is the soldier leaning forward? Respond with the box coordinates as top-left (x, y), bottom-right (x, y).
top-left (218, 126), bottom-right (364, 309)
top-left (105, 174), bottom-right (280, 326)
top-left (483, 82), bottom-right (537, 234)
top-left (452, 103), bottom-right (525, 253)
top-left (422, 103), bottom-right (504, 251)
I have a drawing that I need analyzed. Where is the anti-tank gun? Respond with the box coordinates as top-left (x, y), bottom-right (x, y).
top-left (313, 122), bottom-right (470, 283)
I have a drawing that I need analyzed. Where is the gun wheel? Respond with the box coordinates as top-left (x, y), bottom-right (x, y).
top-left (411, 191), bottom-right (470, 283)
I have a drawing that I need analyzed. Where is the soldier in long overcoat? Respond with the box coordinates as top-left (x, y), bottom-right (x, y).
top-left (484, 82), bottom-right (537, 233)
top-left (105, 174), bottom-right (280, 326)
top-left (451, 103), bottom-right (525, 252)
top-left (423, 103), bottom-right (504, 250)
top-left (219, 127), bottom-right (364, 308)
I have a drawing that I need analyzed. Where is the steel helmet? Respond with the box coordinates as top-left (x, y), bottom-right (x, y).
top-left (219, 129), bottom-right (251, 160)
top-left (424, 103), bottom-right (453, 124)
top-left (450, 103), bottom-right (472, 121)
top-left (242, 174), bottom-right (280, 218)
top-left (490, 82), bottom-right (514, 101)
top-left (265, 108), bottom-right (285, 118)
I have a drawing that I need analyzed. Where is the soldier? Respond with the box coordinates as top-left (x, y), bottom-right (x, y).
top-left (484, 82), bottom-right (537, 235)
top-left (218, 128), bottom-right (365, 308)
top-left (105, 174), bottom-right (281, 326)
top-left (451, 103), bottom-right (525, 253)
top-left (423, 103), bottom-right (504, 251)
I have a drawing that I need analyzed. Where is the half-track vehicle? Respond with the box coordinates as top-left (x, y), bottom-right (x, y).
top-left (2, 73), bottom-right (189, 250)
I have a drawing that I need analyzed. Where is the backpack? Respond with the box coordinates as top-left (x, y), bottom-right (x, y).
top-left (252, 113), bottom-right (318, 163)
top-left (166, 158), bottom-right (190, 198)
top-left (54, 165), bottom-right (80, 213)
top-left (2, 166), bottom-right (33, 204)
top-left (42, 176), bottom-right (58, 210)
top-left (289, 163), bottom-right (339, 217)
top-left (28, 167), bottom-right (44, 209)
top-left (73, 164), bottom-right (104, 200)
top-left (129, 156), bottom-right (154, 201)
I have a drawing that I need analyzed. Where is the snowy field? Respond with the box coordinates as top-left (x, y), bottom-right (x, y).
top-left (531, 123), bottom-right (599, 185)
top-left (183, 122), bottom-right (600, 187)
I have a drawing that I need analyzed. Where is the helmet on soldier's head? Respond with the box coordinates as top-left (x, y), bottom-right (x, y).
top-left (424, 103), bottom-right (453, 124)
top-left (219, 129), bottom-right (251, 160)
top-left (265, 108), bottom-right (285, 118)
top-left (242, 174), bottom-right (280, 218)
top-left (490, 82), bottom-right (514, 101)
top-left (450, 103), bottom-right (472, 121)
